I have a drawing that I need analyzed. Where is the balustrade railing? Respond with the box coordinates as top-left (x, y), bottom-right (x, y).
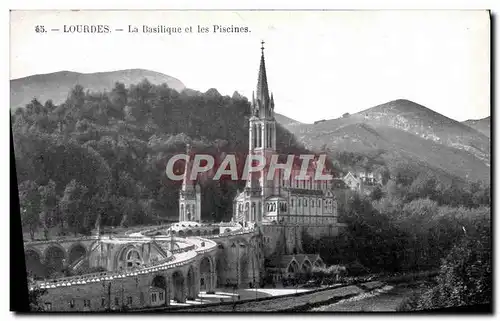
top-left (29, 225), bottom-right (250, 290)
top-left (24, 235), bottom-right (98, 245)
top-left (33, 250), bottom-right (203, 289)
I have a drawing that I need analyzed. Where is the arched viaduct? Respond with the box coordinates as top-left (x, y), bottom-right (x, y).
top-left (24, 228), bottom-right (262, 311)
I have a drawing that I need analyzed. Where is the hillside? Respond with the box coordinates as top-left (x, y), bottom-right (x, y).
top-left (10, 68), bottom-right (490, 186)
top-left (462, 116), bottom-right (490, 137)
top-left (274, 113), bottom-right (304, 127)
top-left (280, 99), bottom-right (490, 183)
top-left (11, 76), bottom-right (311, 231)
top-left (10, 69), bottom-right (186, 109)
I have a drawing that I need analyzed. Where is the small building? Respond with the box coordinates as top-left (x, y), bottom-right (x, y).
top-left (358, 171), bottom-right (382, 186)
top-left (148, 286), bottom-right (166, 307)
top-left (265, 254), bottom-right (326, 283)
top-left (343, 172), bottom-right (363, 193)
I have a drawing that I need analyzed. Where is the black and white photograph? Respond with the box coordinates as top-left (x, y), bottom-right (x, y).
top-left (9, 9), bottom-right (492, 313)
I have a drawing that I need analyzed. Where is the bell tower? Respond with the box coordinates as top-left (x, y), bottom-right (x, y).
top-left (179, 144), bottom-right (201, 222)
top-left (246, 41), bottom-right (277, 222)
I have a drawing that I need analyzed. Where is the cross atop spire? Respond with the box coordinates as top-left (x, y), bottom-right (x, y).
top-left (256, 40), bottom-right (270, 105)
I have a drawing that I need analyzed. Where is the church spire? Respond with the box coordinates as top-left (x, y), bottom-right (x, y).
top-left (256, 40), bottom-right (270, 105)
top-left (182, 143), bottom-right (194, 192)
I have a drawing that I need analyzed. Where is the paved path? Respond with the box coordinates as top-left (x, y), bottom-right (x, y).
top-left (311, 284), bottom-right (419, 312)
top-left (175, 285), bottom-right (363, 312)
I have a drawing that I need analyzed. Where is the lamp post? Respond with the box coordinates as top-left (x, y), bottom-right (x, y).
top-left (231, 242), bottom-right (238, 303)
top-left (107, 281), bottom-right (111, 311)
top-left (164, 277), bottom-right (169, 307)
top-left (251, 242), bottom-right (258, 300)
top-left (200, 278), bottom-right (203, 305)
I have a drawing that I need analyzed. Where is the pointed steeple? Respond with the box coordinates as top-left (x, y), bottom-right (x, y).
top-left (182, 143), bottom-right (195, 192)
top-left (256, 40), bottom-right (270, 105)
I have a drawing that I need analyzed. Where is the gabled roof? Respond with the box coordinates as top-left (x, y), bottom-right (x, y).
top-left (343, 171), bottom-right (360, 181)
top-left (266, 254), bottom-right (323, 269)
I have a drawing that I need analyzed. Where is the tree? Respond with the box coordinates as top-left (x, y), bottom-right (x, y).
top-left (110, 82), bottom-right (128, 114)
top-left (371, 186), bottom-right (384, 201)
top-left (44, 99), bottom-right (56, 112)
top-left (59, 179), bottom-right (89, 236)
top-left (25, 98), bottom-right (44, 116)
top-left (19, 180), bottom-right (41, 240)
top-left (415, 236), bottom-right (491, 310)
top-left (67, 84), bottom-right (86, 109)
top-left (38, 180), bottom-right (58, 239)
top-left (28, 286), bottom-right (48, 311)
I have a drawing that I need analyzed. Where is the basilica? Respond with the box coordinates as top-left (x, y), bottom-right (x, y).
top-left (232, 43), bottom-right (339, 229)
top-left (178, 42), bottom-right (345, 282)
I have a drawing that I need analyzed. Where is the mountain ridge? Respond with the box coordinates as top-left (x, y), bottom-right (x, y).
top-left (462, 116), bottom-right (490, 137)
top-left (277, 99), bottom-right (490, 183)
top-left (10, 69), bottom-right (186, 109)
top-left (10, 70), bottom-right (490, 183)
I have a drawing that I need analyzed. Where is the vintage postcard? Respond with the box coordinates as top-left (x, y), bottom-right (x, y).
top-left (10, 10), bottom-right (491, 313)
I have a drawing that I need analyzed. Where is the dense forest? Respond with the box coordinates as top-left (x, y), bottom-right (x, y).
top-left (12, 80), bottom-right (310, 239)
top-left (302, 169), bottom-right (491, 310)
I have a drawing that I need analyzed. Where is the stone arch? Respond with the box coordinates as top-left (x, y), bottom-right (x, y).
top-left (287, 260), bottom-right (299, 274)
top-left (178, 230), bottom-right (185, 237)
top-left (115, 245), bottom-right (143, 270)
top-left (44, 245), bottom-right (67, 276)
top-left (301, 259), bottom-right (312, 273)
top-left (229, 238), bottom-right (249, 286)
top-left (216, 245), bottom-right (229, 287)
top-left (186, 266), bottom-right (196, 300)
top-left (24, 246), bottom-right (43, 260)
top-left (186, 230), bottom-right (193, 237)
top-left (199, 256), bottom-right (213, 293)
top-left (68, 243), bottom-right (87, 265)
top-left (151, 274), bottom-right (168, 305)
top-left (24, 248), bottom-right (45, 279)
top-left (247, 244), bottom-right (261, 287)
top-left (125, 248), bottom-right (143, 269)
top-left (313, 258), bottom-right (324, 268)
top-left (224, 228), bottom-right (231, 233)
top-left (195, 230), bottom-right (201, 236)
top-left (171, 270), bottom-right (185, 303)
top-left (151, 274), bottom-right (167, 290)
top-left (240, 252), bottom-right (250, 286)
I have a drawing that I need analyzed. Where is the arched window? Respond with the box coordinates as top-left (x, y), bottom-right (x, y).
top-left (257, 124), bottom-right (262, 147)
top-left (126, 249), bottom-right (142, 268)
top-left (304, 199), bottom-right (307, 206)
top-left (180, 204), bottom-right (184, 219)
top-left (252, 124), bottom-right (257, 148)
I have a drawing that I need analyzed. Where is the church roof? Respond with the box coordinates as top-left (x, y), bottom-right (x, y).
top-left (266, 254), bottom-right (322, 269)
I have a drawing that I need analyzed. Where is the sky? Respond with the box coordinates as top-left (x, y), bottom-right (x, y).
top-left (10, 10), bottom-right (490, 123)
